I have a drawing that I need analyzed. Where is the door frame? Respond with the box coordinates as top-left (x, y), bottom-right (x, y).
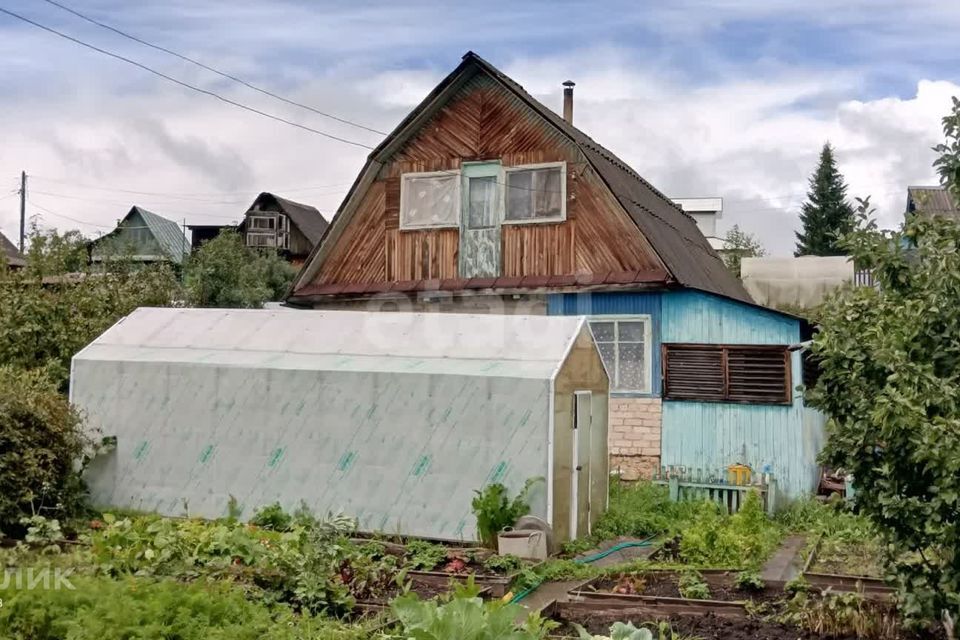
top-left (571, 390), bottom-right (593, 539)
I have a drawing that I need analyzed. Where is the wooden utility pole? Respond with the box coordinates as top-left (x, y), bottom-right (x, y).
top-left (18, 171), bottom-right (26, 252)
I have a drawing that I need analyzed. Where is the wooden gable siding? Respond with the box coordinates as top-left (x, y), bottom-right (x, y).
top-left (313, 73), bottom-right (663, 287)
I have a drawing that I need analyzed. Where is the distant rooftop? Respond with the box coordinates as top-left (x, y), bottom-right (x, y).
top-left (907, 186), bottom-right (959, 219)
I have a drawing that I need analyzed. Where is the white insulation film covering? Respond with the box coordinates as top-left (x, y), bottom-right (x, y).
top-left (72, 308), bottom-right (586, 541)
top-left (400, 173), bottom-right (459, 228)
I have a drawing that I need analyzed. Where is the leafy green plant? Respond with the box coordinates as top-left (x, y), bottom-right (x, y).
top-left (733, 569), bottom-right (765, 592)
top-left (574, 621), bottom-right (654, 640)
top-left (0, 575), bottom-right (377, 640)
top-left (677, 570), bottom-right (710, 600)
top-left (250, 502), bottom-right (293, 532)
top-left (405, 539), bottom-right (447, 571)
top-left (471, 478), bottom-right (541, 549)
top-left (784, 574), bottom-right (810, 595)
top-left (778, 591), bottom-right (901, 640)
top-left (20, 516), bottom-right (63, 549)
top-left (0, 367), bottom-right (92, 533)
top-left (482, 553), bottom-right (523, 575)
top-left (677, 491), bottom-right (782, 569)
top-left (390, 578), bottom-right (556, 639)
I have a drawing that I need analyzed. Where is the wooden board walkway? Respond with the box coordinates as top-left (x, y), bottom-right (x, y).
top-left (760, 534), bottom-right (806, 586)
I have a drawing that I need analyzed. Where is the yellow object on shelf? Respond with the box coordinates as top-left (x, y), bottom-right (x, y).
top-left (727, 464), bottom-right (751, 486)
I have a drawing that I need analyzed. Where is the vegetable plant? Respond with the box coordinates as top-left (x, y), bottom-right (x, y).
top-left (405, 539), bottom-right (447, 571)
top-left (471, 478), bottom-right (541, 549)
top-left (677, 570), bottom-right (710, 600)
top-left (734, 570), bottom-right (765, 592)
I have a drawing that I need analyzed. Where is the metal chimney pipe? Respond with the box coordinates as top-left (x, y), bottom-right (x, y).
top-left (562, 80), bottom-right (575, 124)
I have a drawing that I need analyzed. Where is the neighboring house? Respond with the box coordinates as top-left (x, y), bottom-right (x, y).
top-left (1, 231), bottom-right (25, 269)
top-left (186, 224), bottom-right (235, 252)
top-left (906, 185), bottom-right (959, 220)
top-left (286, 51), bottom-right (823, 499)
top-left (237, 192), bottom-right (329, 266)
top-left (90, 206), bottom-right (189, 266)
top-left (672, 197), bottom-right (728, 252)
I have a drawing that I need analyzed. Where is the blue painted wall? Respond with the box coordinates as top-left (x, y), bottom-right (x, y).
top-left (549, 288), bottom-right (825, 500)
top-left (548, 291), bottom-right (662, 396)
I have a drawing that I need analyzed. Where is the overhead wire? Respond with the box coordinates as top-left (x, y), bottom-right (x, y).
top-left (0, 6), bottom-right (376, 150)
top-left (40, 0), bottom-right (387, 136)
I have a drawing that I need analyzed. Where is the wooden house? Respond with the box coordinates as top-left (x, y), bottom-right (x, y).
top-left (237, 192), bottom-right (329, 266)
top-left (90, 206), bottom-right (189, 266)
top-left (1, 231), bottom-right (25, 269)
top-left (286, 52), bottom-right (824, 500)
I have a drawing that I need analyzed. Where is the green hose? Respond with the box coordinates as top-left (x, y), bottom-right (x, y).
top-left (508, 536), bottom-right (656, 604)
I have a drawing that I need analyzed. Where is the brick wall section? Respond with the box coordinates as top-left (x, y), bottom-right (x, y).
top-left (608, 397), bottom-right (662, 480)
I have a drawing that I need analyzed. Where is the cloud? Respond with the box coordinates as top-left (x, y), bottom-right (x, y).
top-left (0, 2), bottom-right (958, 258)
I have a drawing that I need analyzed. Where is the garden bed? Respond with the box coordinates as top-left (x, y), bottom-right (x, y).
top-left (802, 534), bottom-right (894, 598)
top-left (568, 570), bottom-right (778, 608)
top-left (549, 605), bottom-right (859, 640)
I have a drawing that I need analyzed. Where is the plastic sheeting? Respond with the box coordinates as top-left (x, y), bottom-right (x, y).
top-left (72, 308), bottom-right (587, 541)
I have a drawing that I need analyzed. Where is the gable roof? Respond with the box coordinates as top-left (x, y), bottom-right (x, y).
top-left (248, 192), bottom-right (329, 245)
top-left (907, 186), bottom-right (959, 219)
top-left (291, 51), bottom-right (750, 304)
top-left (93, 206), bottom-right (189, 264)
top-left (1, 231), bottom-right (25, 268)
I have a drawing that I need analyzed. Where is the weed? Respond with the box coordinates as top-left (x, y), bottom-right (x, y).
top-left (482, 553), bottom-right (523, 574)
top-left (778, 590), bottom-right (900, 640)
top-left (249, 502), bottom-right (293, 532)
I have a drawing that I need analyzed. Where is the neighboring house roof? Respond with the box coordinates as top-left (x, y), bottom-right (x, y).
top-left (291, 51), bottom-right (750, 304)
top-left (907, 185), bottom-right (959, 219)
top-left (93, 206), bottom-right (190, 265)
top-left (247, 192), bottom-right (329, 246)
top-left (1, 231), bottom-right (25, 268)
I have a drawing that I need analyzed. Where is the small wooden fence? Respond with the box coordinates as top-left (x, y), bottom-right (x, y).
top-left (652, 466), bottom-right (777, 515)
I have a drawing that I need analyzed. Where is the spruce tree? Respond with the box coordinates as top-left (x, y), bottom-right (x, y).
top-left (794, 143), bottom-right (856, 256)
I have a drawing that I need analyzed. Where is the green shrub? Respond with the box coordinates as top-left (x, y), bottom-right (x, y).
top-left (590, 482), bottom-right (699, 542)
top-left (0, 367), bottom-right (91, 532)
top-left (0, 576), bottom-right (373, 640)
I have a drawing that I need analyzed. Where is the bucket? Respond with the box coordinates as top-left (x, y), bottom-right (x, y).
top-left (496, 527), bottom-right (547, 561)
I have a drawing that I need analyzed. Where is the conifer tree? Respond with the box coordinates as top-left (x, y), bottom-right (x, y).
top-left (794, 143), bottom-right (856, 256)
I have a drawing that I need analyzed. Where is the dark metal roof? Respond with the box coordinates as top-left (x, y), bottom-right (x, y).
top-left (1, 231), bottom-right (25, 268)
top-left (250, 193), bottom-right (329, 245)
top-left (291, 51), bottom-right (752, 305)
top-left (907, 186), bottom-right (959, 219)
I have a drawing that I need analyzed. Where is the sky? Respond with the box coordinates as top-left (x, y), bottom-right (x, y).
top-left (1, 0), bottom-right (959, 256)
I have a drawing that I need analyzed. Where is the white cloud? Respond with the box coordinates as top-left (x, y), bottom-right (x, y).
top-left (0, 42), bottom-right (956, 259)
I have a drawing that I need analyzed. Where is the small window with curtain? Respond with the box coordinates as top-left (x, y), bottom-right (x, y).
top-left (662, 344), bottom-right (791, 404)
top-left (589, 317), bottom-right (651, 393)
top-left (467, 175), bottom-right (498, 229)
top-left (504, 162), bottom-right (565, 223)
top-left (400, 171), bottom-right (460, 229)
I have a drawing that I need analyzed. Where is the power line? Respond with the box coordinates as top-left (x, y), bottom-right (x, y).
top-left (28, 198), bottom-right (112, 228)
top-left (41, 0), bottom-right (387, 137)
top-left (30, 175), bottom-right (354, 198)
top-left (0, 6), bottom-right (375, 150)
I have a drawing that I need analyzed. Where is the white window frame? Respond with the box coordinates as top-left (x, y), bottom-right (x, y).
top-left (399, 169), bottom-right (462, 230)
top-left (588, 315), bottom-right (653, 394)
top-left (248, 215), bottom-right (277, 231)
top-left (502, 161), bottom-right (567, 225)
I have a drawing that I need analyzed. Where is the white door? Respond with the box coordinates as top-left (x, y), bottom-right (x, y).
top-left (571, 390), bottom-right (593, 539)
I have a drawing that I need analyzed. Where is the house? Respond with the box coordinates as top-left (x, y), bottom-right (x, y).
top-left (186, 224), bottom-right (235, 252)
top-left (1, 231), bottom-right (25, 269)
top-left (90, 206), bottom-right (189, 266)
top-left (672, 197), bottom-right (728, 252)
top-left (237, 192), bottom-right (329, 266)
top-left (906, 185), bottom-right (959, 220)
top-left (286, 51), bottom-right (824, 500)
top-left (71, 307), bottom-right (609, 542)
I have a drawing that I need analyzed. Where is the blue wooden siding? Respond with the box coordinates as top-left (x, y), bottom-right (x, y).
top-left (660, 290), bottom-right (818, 499)
top-left (547, 292), bottom-right (661, 395)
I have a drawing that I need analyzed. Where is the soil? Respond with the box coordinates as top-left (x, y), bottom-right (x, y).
top-left (589, 571), bottom-right (780, 604)
top-left (810, 539), bottom-right (885, 578)
top-left (553, 612), bottom-right (859, 639)
top-left (356, 578), bottom-right (447, 605)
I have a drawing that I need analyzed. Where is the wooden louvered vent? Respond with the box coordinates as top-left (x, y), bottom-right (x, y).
top-left (663, 344), bottom-right (791, 405)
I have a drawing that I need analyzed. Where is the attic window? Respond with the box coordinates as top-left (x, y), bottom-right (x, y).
top-left (662, 344), bottom-right (791, 405)
top-left (400, 171), bottom-right (460, 229)
top-left (504, 163), bottom-right (566, 223)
